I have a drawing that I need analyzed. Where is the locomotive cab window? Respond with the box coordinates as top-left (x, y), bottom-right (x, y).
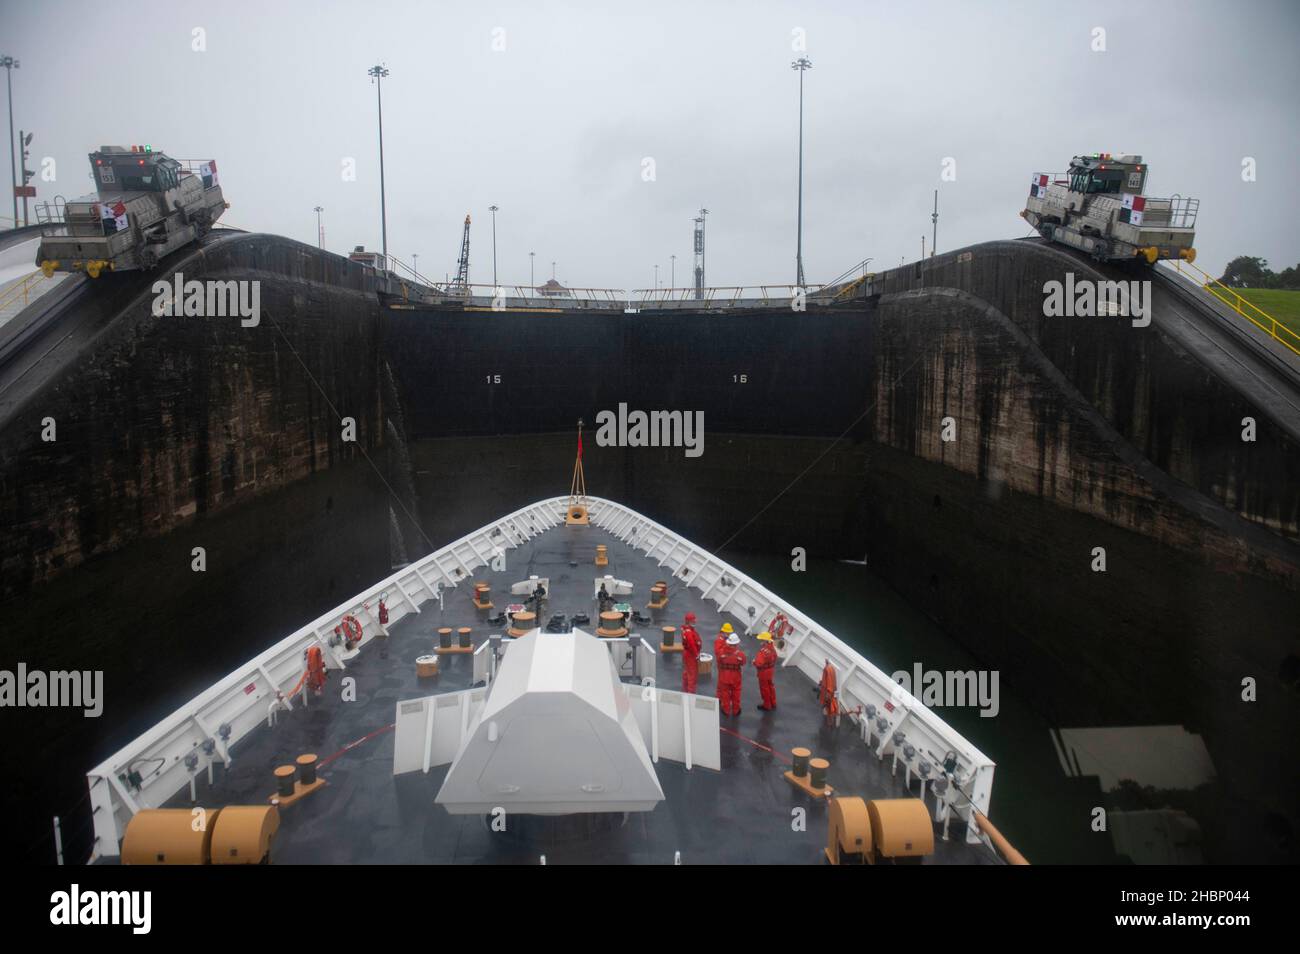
top-left (1068, 166), bottom-right (1124, 195)
top-left (110, 159), bottom-right (181, 192)
top-left (116, 165), bottom-right (157, 191)
top-left (155, 163), bottom-right (180, 191)
top-left (1088, 171), bottom-right (1123, 194)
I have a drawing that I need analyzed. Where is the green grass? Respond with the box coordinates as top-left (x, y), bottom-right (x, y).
top-left (1209, 286), bottom-right (1300, 342)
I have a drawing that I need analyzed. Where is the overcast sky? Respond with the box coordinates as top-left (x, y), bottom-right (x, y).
top-left (4, 0), bottom-right (1297, 288)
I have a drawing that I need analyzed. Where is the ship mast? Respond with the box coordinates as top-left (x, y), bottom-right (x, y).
top-left (566, 418), bottom-right (589, 525)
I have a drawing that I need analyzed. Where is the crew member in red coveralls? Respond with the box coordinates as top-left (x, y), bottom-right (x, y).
top-left (713, 622), bottom-right (733, 701)
top-left (717, 634), bottom-right (747, 716)
top-left (753, 632), bottom-right (778, 710)
top-left (681, 612), bottom-right (702, 694)
top-left (713, 622), bottom-right (734, 668)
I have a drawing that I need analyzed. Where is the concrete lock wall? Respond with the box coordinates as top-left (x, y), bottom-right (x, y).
top-left (0, 237), bottom-right (400, 862)
top-left (382, 304), bottom-right (872, 440)
top-left (0, 235), bottom-right (392, 596)
top-left (856, 244), bottom-right (1299, 842)
top-left (873, 240), bottom-right (1300, 544)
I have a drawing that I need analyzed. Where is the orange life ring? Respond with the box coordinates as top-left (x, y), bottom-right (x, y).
top-left (769, 613), bottom-right (793, 640)
top-left (339, 614), bottom-right (363, 647)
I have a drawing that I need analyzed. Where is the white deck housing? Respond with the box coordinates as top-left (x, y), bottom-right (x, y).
top-left (433, 630), bottom-right (665, 815)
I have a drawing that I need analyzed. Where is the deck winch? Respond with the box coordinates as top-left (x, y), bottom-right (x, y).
top-left (824, 797), bottom-right (935, 865)
top-left (121, 806), bottom-right (279, 865)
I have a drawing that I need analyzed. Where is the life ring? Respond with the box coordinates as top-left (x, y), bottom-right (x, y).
top-left (769, 613), bottom-right (793, 641)
top-left (338, 614), bottom-right (363, 648)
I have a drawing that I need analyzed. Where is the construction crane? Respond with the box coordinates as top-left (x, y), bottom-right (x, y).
top-left (450, 214), bottom-right (471, 293)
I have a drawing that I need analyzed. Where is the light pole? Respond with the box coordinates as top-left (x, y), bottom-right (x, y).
top-left (19, 129), bottom-right (31, 225)
top-left (530, 251), bottom-right (535, 287)
top-left (2, 56), bottom-right (19, 228)
top-left (412, 253), bottom-right (418, 279)
top-left (489, 205), bottom-right (499, 288)
top-left (313, 205), bottom-right (323, 248)
top-left (368, 64), bottom-right (390, 270)
top-left (693, 208), bottom-right (709, 298)
top-left (931, 189), bottom-right (938, 257)
top-left (654, 263), bottom-right (659, 289)
top-left (670, 254), bottom-right (676, 288)
top-left (791, 55), bottom-right (812, 288)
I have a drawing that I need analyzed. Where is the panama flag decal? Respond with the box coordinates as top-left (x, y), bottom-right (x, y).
top-left (1122, 193), bottom-right (1146, 225)
top-left (99, 199), bottom-right (129, 233)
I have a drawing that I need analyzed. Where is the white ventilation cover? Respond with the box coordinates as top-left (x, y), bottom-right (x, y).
top-left (435, 630), bottom-right (664, 815)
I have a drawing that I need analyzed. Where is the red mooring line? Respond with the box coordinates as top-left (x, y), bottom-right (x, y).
top-left (318, 723), bottom-right (395, 770)
top-left (720, 726), bottom-right (792, 763)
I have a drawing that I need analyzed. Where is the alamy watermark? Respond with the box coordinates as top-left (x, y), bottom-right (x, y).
top-left (1043, 272), bottom-right (1150, 328)
top-left (50, 884), bottom-right (150, 934)
top-left (890, 662), bottom-right (999, 718)
top-left (151, 272), bottom-right (261, 327)
top-left (0, 664), bottom-right (102, 717)
top-left (594, 403), bottom-right (704, 458)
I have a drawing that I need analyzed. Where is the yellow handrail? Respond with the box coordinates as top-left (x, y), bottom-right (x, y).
top-left (833, 273), bottom-right (875, 300)
top-left (1169, 260), bottom-right (1300, 357)
top-left (0, 270), bottom-right (54, 314)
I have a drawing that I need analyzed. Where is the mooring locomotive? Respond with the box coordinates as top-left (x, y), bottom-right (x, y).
top-left (37, 145), bottom-right (227, 278)
top-left (1022, 153), bottom-right (1197, 264)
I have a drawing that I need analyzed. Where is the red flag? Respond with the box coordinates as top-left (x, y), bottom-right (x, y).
top-left (578, 429), bottom-right (583, 458)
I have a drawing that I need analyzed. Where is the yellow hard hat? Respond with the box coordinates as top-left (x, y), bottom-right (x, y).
top-left (720, 623), bottom-right (734, 633)
top-left (757, 632), bottom-right (773, 641)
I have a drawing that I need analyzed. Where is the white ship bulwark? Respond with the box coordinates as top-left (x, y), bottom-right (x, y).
top-left (83, 496), bottom-right (1000, 864)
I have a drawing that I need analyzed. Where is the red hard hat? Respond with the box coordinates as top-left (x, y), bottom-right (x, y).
top-left (684, 612), bottom-right (696, 622)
